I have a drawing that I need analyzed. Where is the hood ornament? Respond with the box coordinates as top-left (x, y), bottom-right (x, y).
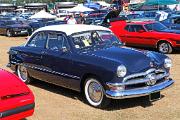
top-left (146, 73), bottom-right (156, 86)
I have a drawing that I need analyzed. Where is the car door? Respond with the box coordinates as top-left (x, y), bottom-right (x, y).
top-left (123, 25), bottom-right (146, 47)
top-left (0, 21), bottom-right (7, 34)
top-left (41, 31), bottom-right (75, 88)
top-left (23, 31), bottom-right (47, 80)
top-left (0, 21), bottom-right (4, 34)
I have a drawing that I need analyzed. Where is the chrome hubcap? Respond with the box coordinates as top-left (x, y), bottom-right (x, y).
top-left (159, 43), bottom-right (169, 53)
top-left (7, 30), bottom-right (11, 36)
top-left (18, 65), bottom-right (28, 82)
top-left (88, 81), bottom-right (103, 103)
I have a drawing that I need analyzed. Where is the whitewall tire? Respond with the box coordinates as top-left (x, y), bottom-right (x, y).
top-left (84, 78), bottom-right (111, 108)
top-left (17, 65), bottom-right (31, 84)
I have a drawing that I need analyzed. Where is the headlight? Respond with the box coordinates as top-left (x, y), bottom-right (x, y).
top-left (117, 65), bottom-right (127, 77)
top-left (164, 58), bottom-right (172, 68)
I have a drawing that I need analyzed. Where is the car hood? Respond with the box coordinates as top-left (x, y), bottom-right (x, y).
top-left (81, 46), bottom-right (165, 73)
top-left (159, 29), bottom-right (180, 34)
top-left (0, 69), bottom-right (30, 96)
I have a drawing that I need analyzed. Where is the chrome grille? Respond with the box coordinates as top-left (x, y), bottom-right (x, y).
top-left (123, 68), bottom-right (169, 90)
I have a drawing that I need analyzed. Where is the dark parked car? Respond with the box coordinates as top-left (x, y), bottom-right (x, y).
top-left (28, 19), bottom-right (57, 32)
top-left (28, 20), bottom-right (46, 32)
top-left (7, 25), bottom-right (174, 108)
top-left (87, 10), bottom-right (121, 27)
top-left (0, 20), bottom-right (32, 37)
top-left (45, 20), bottom-right (67, 26)
top-left (161, 15), bottom-right (180, 30)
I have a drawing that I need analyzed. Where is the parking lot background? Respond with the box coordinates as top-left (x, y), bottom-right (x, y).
top-left (0, 36), bottom-right (179, 120)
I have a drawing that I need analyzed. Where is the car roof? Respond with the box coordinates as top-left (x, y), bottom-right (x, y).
top-left (35, 24), bottom-right (111, 35)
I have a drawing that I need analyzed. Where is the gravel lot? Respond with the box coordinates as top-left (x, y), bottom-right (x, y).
top-left (0, 36), bottom-right (179, 120)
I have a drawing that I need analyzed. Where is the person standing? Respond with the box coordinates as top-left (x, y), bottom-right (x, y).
top-left (77, 13), bottom-right (86, 24)
top-left (67, 15), bottom-right (77, 24)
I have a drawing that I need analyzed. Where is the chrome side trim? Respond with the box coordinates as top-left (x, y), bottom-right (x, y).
top-left (10, 62), bottom-right (80, 79)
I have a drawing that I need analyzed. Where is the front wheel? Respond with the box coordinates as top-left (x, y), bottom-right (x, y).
top-left (158, 42), bottom-right (173, 54)
top-left (84, 78), bottom-right (111, 108)
top-left (17, 65), bottom-right (31, 84)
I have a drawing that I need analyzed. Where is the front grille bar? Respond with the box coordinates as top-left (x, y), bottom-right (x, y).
top-left (107, 69), bottom-right (168, 87)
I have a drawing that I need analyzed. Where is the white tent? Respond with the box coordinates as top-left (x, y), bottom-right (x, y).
top-left (14, 8), bottom-right (28, 13)
top-left (67, 4), bottom-right (94, 12)
top-left (96, 1), bottom-right (111, 7)
top-left (30, 10), bottom-right (57, 19)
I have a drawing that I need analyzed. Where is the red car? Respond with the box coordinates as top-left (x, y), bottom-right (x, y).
top-left (110, 20), bottom-right (180, 53)
top-left (0, 69), bottom-right (34, 120)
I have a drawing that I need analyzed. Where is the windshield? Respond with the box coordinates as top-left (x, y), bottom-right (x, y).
top-left (144, 22), bottom-right (168, 31)
top-left (71, 30), bottom-right (122, 50)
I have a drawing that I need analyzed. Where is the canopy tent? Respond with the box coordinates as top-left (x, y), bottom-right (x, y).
top-left (96, 1), bottom-right (111, 7)
top-left (144, 0), bottom-right (179, 5)
top-left (129, 0), bottom-right (179, 10)
top-left (67, 4), bottom-right (94, 12)
top-left (14, 8), bottom-right (28, 12)
top-left (30, 10), bottom-right (57, 19)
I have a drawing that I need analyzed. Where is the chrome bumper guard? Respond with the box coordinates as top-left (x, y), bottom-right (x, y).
top-left (106, 79), bottom-right (174, 99)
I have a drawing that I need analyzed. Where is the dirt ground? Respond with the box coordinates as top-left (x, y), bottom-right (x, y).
top-left (0, 36), bottom-right (179, 120)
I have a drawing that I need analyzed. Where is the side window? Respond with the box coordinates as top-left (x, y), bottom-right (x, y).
top-left (126, 25), bottom-right (135, 32)
top-left (126, 25), bottom-right (145, 32)
top-left (134, 25), bottom-right (145, 32)
top-left (47, 32), bottom-right (69, 51)
top-left (173, 18), bottom-right (180, 24)
top-left (128, 25), bottom-right (136, 32)
top-left (27, 32), bottom-right (47, 48)
top-left (124, 25), bottom-right (129, 31)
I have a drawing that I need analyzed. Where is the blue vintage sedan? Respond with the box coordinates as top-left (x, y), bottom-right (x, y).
top-left (7, 25), bottom-right (174, 108)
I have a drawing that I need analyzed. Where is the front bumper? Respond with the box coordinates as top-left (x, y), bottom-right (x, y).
top-left (0, 103), bottom-right (35, 119)
top-left (106, 79), bottom-right (174, 99)
top-left (13, 30), bottom-right (29, 35)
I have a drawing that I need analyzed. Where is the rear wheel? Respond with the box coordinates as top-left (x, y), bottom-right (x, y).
top-left (84, 78), bottom-right (111, 108)
top-left (17, 65), bottom-right (31, 84)
top-left (158, 42), bottom-right (173, 54)
top-left (6, 29), bottom-right (13, 37)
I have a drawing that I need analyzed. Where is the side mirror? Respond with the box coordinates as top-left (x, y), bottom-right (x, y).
top-left (138, 29), bottom-right (145, 33)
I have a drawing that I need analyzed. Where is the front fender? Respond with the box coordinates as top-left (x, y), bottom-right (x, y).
top-left (156, 39), bottom-right (176, 48)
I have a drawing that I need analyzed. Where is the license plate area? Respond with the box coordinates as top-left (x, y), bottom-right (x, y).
top-left (149, 91), bottom-right (161, 101)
